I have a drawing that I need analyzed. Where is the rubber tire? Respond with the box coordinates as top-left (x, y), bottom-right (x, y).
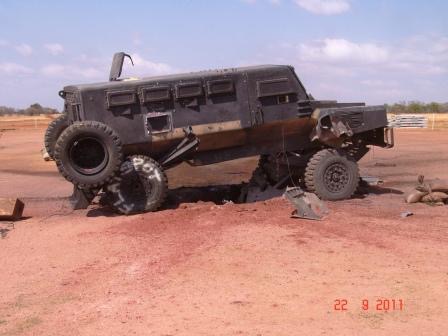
top-left (105, 155), bottom-right (168, 214)
top-left (54, 121), bottom-right (123, 189)
top-left (258, 155), bottom-right (284, 184)
top-left (304, 149), bottom-right (359, 201)
top-left (249, 166), bottom-right (270, 190)
top-left (44, 114), bottom-right (68, 159)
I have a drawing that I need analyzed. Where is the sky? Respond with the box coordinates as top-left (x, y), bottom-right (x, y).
top-left (0, 0), bottom-right (447, 110)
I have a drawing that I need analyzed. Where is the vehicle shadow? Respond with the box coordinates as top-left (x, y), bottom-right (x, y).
top-left (86, 184), bottom-right (244, 217)
top-left (354, 184), bottom-right (404, 199)
top-left (86, 182), bottom-right (403, 217)
top-left (164, 184), bottom-right (243, 209)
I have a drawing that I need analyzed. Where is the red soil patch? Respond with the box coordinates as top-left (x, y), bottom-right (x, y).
top-left (0, 128), bottom-right (447, 335)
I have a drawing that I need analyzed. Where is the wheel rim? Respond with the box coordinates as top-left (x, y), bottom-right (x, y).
top-left (122, 170), bottom-right (154, 199)
top-left (323, 162), bottom-right (349, 193)
top-left (69, 137), bottom-right (109, 175)
top-left (115, 163), bottom-right (157, 211)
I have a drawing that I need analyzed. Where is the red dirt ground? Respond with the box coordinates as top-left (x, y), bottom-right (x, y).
top-left (0, 127), bottom-right (447, 335)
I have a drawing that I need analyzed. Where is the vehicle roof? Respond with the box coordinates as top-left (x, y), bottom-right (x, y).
top-left (65, 64), bottom-right (292, 91)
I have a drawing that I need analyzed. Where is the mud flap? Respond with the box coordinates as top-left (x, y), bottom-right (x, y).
top-left (283, 187), bottom-right (329, 220)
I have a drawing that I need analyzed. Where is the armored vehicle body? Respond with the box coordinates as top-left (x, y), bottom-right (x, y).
top-left (46, 52), bottom-right (393, 214)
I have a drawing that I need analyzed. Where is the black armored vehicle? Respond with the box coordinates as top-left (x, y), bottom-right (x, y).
top-left (45, 52), bottom-right (393, 214)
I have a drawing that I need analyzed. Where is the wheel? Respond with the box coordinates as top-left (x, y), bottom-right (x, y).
top-left (105, 155), bottom-right (168, 214)
top-left (304, 149), bottom-right (359, 200)
top-left (44, 114), bottom-right (68, 159)
top-left (248, 166), bottom-right (269, 190)
top-left (54, 121), bottom-right (123, 189)
top-left (258, 154), bottom-right (307, 186)
top-left (258, 155), bottom-right (285, 184)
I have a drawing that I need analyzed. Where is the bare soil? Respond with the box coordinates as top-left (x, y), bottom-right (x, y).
top-left (0, 127), bottom-right (447, 335)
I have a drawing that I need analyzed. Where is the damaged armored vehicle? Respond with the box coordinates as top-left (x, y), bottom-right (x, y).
top-left (45, 52), bottom-right (393, 214)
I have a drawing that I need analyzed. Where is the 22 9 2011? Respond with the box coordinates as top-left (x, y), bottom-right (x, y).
top-left (334, 299), bottom-right (404, 311)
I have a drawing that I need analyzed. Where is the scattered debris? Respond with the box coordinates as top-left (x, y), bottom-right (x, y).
top-left (356, 176), bottom-right (384, 195)
top-left (245, 184), bottom-right (283, 203)
top-left (0, 221), bottom-right (14, 238)
top-left (405, 175), bottom-right (448, 205)
top-left (360, 176), bottom-right (383, 186)
top-left (41, 148), bottom-right (52, 161)
top-left (283, 187), bottom-right (329, 220)
top-left (240, 167), bottom-right (284, 203)
top-left (400, 211), bottom-right (414, 218)
top-left (374, 162), bottom-right (397, 167)
top-left (0, 198), bottom-right (25, 221)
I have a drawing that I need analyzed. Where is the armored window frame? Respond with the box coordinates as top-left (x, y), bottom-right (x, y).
top-left (106, 89), bottom-right (137, 108)
top-left (206, 79), bottom-right (234, 96)
top-left (256, 78), bottom-right (294, 98)
top-left (139, 85), bottom-right (171, 104)
top-left (145, 112), bottom-right (173, 134)
top-left (175, 81), bottom-right (203, 99)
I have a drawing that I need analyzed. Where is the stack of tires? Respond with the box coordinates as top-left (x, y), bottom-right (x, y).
top-left (44, 117), bottom-right (167, 214)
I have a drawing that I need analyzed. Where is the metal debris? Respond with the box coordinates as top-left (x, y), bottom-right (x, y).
top-left (400, 211), bottom-right (413, 218)
top-left (360, 176), bottom-right (383, 186)
top-left (283, 187), bottom-right (329, 220)
top-left (41, 148), bottom-right (52, 161)
top-left (0, 198), bottom-right (25, 221)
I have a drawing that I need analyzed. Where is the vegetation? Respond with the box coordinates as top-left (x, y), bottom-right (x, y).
top-left (386, 101), bottom-right (448, 114)
top-left (0, 103), bottom-right (59, 116)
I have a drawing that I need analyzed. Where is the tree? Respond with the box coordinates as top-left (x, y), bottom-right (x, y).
top-left (407, 101), bottom-right (424, 114)
top-left (389, 103), bottom-right (406, 114)
top-left (427, 102), bottom-right (440, 113)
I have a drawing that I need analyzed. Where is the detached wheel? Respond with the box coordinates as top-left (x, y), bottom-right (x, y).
top-left (44, 114), bottom-right (68, 159)
top-left (304, 149), bottom-right (359, 200)
top-left (105, 155), bottom-right (168, 214)
top-left (54, 121), bottom-right (123, 189)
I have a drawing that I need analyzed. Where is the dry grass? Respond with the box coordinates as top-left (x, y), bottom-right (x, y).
top-left (0, 114), bottom-right (57, 130)
top-left (428, 113), bottom-right (448, 129)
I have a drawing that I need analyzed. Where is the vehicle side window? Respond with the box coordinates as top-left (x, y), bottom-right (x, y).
top-left (175, 82), bottom-right (203, 99)
top-left (256, 78), bottom-right (294, 98)
top-left (256, 78), bottom-right (296, 107)
top-left (206, 79), bottom-right (234, 96)
top-left (146, 112), bottom-right (172, 134)
top-left (139, 85), bottom-right (171, 103)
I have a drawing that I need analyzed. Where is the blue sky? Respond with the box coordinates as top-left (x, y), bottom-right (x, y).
top-left (0, 0), bottom-right (447, 109)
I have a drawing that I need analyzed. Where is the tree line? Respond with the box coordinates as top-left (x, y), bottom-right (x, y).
top-left (0, 103), bottom-right (59, 116)
top-left (386, 101), bottom-right (448, 114)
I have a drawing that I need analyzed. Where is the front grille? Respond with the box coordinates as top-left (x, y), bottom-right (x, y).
top-left (64, 91), bottom-right (81, 121)
top-left (65, 91), bottom-right (77, 104)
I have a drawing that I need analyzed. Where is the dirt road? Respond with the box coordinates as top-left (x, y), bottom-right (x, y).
top-left (0, 128), bottom-right (447, 335)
